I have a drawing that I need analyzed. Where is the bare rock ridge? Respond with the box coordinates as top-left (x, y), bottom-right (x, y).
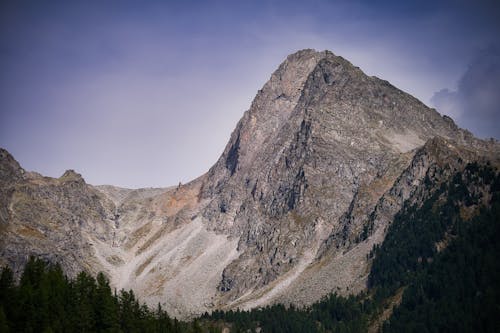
top-left (0, 149), bottom-right (116, 278)
top-left (1, 49), bottom-right (499, 318)
top-left (197, 49), bottom-right (499, 306)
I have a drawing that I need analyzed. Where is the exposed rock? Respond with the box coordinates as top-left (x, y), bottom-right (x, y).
top-left (1, 49), bottom-right (499, 318)
top-left (197, 49), bottom-right (500, 306)
top-left (0, 154), bottom-right (116, 277)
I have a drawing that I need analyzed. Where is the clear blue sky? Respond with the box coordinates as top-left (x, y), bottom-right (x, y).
top-left (1, 0), bottom-right (499, 188)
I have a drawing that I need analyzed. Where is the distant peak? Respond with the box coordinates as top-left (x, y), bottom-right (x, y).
top-left (285, 49), bottom-right (337, 63)
top-left (287, 48), bottom-right (318, 58)
top-left (0, 148), bottom-right (14, 161)
top-left (0, 147), bottom-right (24, 183)
top-left (59, 169), bottom-right (85, 183)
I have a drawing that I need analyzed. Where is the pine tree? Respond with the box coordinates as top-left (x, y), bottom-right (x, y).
top-left (94, 272), bottom-right (119, 332)
top-left (0, 306), bottom-right (9, 333)
top-left (72, 271), bottom-right (97, 332)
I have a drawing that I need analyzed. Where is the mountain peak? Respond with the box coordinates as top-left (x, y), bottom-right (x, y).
top-left (198, 49), bottom-right (500, 304)
top-left (2, 49), bottom-right (500, 319)
top-left (59, 169), bottom-right (85, 183)
top-left (204, 48), bottom-right (473, 190)
top-left (286, 47), bottom-right (318, 56)
top-left (285, 48), bottom-right (340, 62)
top-left (0, 148), bottom-right (24, 184)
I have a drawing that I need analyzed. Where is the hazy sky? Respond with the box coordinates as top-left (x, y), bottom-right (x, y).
top-left (1, 0), bottom-right (499, 188)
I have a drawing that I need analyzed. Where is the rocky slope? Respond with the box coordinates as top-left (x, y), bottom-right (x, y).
top-left (0, 152), bottom-right (115, 277)
top-left (1, 49), bottom-right (499, 318)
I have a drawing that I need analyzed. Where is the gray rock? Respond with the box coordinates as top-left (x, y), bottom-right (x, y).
top-left (1, 49), bottom-right (499, 317)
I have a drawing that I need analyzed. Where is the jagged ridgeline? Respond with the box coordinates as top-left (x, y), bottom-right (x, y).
top-left (199, 161), bottom-right (500, 332)
top-left (1, 49), bottom-right (500, 323)
top-left (2, 162), bottom-right (498, 332)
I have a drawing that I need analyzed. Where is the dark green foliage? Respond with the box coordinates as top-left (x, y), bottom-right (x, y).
top-left (369, 163), bottom-right (498, 300)
top-left (136, 160), bottom-right (498, 333)
top-left (1, 162), bottom-right (498, 332)
top-left (0, 266), bottom-right (15, 332)
top-left (368, 163), bottom-right (500, 331)
top-left (0, 306), bottom-right (8, 333)
top-left (205, 294), bottom-right (373, 332)
top-left (310, 293), bottom-right (375, 332)
top-left (368, 184), bottom-right (452, 298)
top-left (383, 188), bottom-right (500, 332)
top-left (0, 258), bottom-right (198, 332)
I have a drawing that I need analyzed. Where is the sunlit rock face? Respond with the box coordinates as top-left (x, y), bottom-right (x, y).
top-left (1, 49), bottom-right (499, 318)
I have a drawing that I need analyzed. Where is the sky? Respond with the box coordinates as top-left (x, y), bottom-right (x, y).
top-left (1, 0), bottom-right (499, 188)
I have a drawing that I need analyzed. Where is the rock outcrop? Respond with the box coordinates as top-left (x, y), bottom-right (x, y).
top-left (197, 49), bottom-right (499, 307)
top-left (1, 49), bottom-right (499, 318)
top-left (0, 150), bottom-right (116, 277)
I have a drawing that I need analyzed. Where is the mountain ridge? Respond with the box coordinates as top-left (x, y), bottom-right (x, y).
top-left (1, 49), bottom-right (499, 319)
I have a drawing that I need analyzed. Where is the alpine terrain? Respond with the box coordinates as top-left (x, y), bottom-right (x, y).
top-left (1, 49), bottom-right (499, 320)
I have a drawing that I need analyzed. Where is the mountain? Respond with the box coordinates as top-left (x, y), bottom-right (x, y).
top-left (1, 49), bottom-right (499, 319)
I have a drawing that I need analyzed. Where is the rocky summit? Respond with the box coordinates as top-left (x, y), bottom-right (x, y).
top-left (1, 49), bottom-right (499, 319)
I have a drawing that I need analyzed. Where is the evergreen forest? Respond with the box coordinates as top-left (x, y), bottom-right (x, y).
top-left (1, 162), bottom-right (499, 332)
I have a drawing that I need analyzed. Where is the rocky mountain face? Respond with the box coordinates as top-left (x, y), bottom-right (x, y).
top-left (0, 151), bottom-right (115, 277)
top-left (1, 49), bottom-right (499, 319)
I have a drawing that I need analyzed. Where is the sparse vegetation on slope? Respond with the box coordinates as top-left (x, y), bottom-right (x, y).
top-left (200, 163), bottom-right (500, 332)
top-left (1, 163), bottom-right (499, 332)
top-left (381, 164), bottom-right (500, 332)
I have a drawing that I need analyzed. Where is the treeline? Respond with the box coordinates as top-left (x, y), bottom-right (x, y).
top-left (204, 162), bottom-right (500, 332)
top-left (206, 293), bottom-right (374, 332)
top-left (381, 164), bottom-right (500, 332)
top-left (368, 162), bottom-right (498, 299)
top-left (0, 258), bottom-right (218, 333)
top-left (0, 259), bottom-right (376, 332)
top-left (1, 163), bottom-right (499, 332)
